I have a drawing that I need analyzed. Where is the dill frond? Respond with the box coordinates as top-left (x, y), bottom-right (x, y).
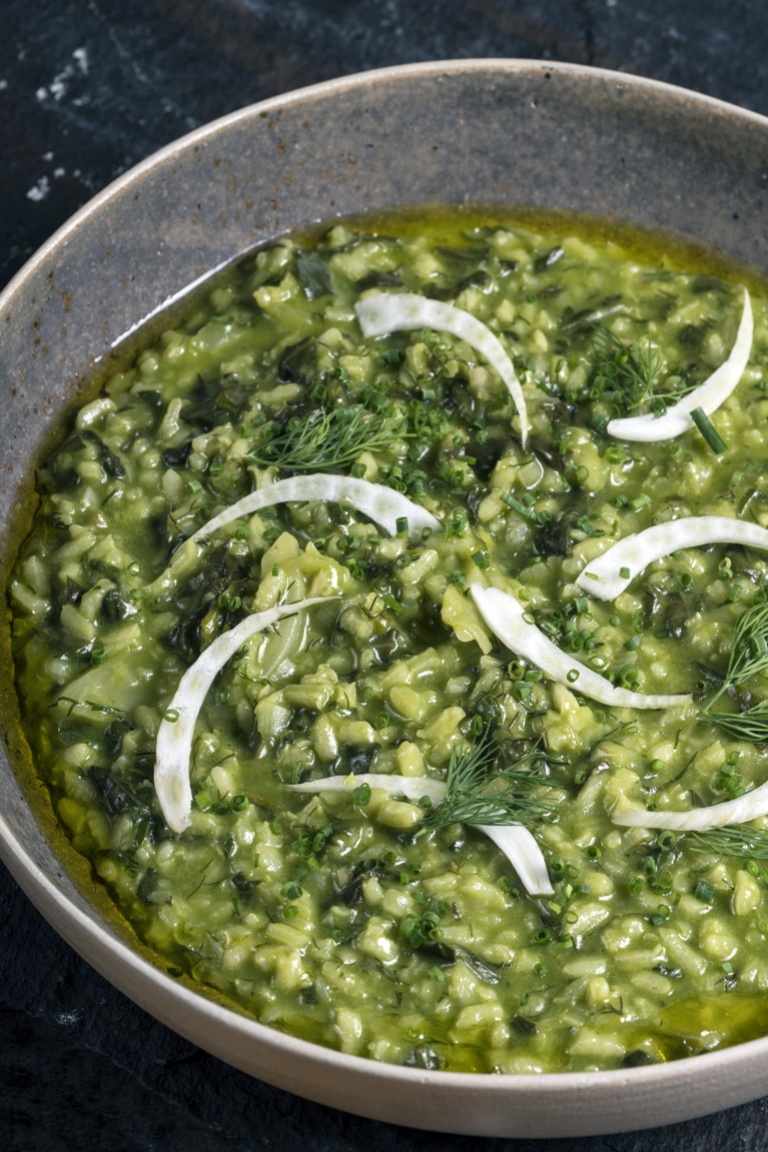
top-left (686, 824), bottom-right (768, 860)
top-left (422, 728), bottom-right (559, 831)
top-left (590, 329), bottom-right (673, 416)
top-left (704, 702), bottom-right (768, 744)
top-left (249, 404), bottom-right (406, 473)
top-left (700, 599), bottom-right (768, 743)
top-left (713, 599), bottom-right (768, 691)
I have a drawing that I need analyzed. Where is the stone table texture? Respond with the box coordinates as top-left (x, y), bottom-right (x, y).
top-left (3, 1), bottom-right (768, 1148)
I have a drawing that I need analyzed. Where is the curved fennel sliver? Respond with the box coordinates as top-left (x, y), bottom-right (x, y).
top-left (147, 475), bottom-right (440, 597)
top-left (614, 780), bottom-right (768, 831)
top-left (576, 515), bottom-right (768, 601)
top-left (469, 583), bottom-right (691, 710)
top-left (607, 288), bottom-right (752, 442)
top-left (288, 773), bottom-right (447, 805)
top-left (155, 596), bottom-right (335, 834)
top-left (288, 773), bottom-right (553, 896)
top-left (189, 473), bottom-right (440, 545)
top-left (478, 823), bottom-right (553, 898)
top-left (355, 294), bottom-right (530, 447)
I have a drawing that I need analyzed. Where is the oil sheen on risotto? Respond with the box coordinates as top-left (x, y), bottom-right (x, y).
top-left (11, 218), bottom-right (768, 1073)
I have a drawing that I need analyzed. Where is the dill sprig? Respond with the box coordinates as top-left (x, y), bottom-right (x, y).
top-left (709, 599), bottom-right (768, 693)
top-left (700, 599), bottom-right (768, 743)
top-left (686, 824), bottom-right (768, 860)
top-left (590, 329), bottom-right (665, 415)
top-left (702, 701), bottom-right (768, 744)
top-left (422, 728), bottom-right (559, 832)
top-left (249, 404), bottom-right (405, 473)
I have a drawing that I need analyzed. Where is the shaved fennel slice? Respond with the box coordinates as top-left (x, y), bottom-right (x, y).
top-left (614, 779), bottom-right (768, 831)
top-left (146, 475), bottom-right (440, 597)
top-left (355, 294), bottom-right (530, 447)
top-left (477, 823), bottom-right (553, 897)
top-left (288, 773), bottom-right (552, 896)
top-left (155, 597), bottom-right (335, 834)
top-left (607, 288), bottom-right (752, 442)
top-left (288, 773), bottom-right (447, 805)
top-left (190, 473), bottom-right (440, 545)
top-left (577, 515), bottom-right (768, 601)
top-left (469, 583), bottom-right (690, 710)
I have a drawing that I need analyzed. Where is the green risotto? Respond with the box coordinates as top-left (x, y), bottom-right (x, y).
top-left (11, 217), bottom-right (768, 1073)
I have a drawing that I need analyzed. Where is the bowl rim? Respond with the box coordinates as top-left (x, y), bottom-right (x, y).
top-left (4, 56), bottom-right (768, 1135)
top-left (5, 55), bottom-right (768, 315)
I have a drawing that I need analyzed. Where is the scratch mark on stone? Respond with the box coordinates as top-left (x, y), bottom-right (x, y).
top-left (87, 0), bottom-right (151, 85)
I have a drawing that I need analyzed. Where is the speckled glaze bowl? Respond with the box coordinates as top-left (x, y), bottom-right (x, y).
top-left (2, 61), bottom-right (768, 1138)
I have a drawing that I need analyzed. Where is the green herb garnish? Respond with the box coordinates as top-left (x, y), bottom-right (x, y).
top-left (589, 329), bottom-right (664, 414)
top-left (686, 824), bottom-right (768, 860)
top-left (700, 599), bottom-right (768, 743)
top-left (422, 728), bottom-right (558, 832)
top-left (691, 406), bottom-right (728, 454)
top-left (249, 404), bottom-right (405, 473)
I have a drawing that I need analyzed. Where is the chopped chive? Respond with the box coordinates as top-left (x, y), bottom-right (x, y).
top-left (501, 492), bottom-right (532, 517)
top-left (695, 880), bottom-right (715, 904)
top-left (691, 406), bottom-right (727, 454)
top-left (354, 782), bottom-right (372, 806)
top-left (629, 493), bottom-right (651, 512)
top-left (619, 565), bottom-right (631, 580)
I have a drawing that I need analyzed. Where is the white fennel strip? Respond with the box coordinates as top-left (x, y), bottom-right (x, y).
top-left (469, 583), bottom-right (691, 710)
top-left (607, 288), bottom-right (752, 442)
top-left (189, 473), bottom-right (440, 544)
top-left (577, 515), bottom-right (768, 601)
top-left (614, 779), bottom-right (768, 831)
top-left (477, 823), bottom-right (553, 897)
top-left (147, 474), bottom-right (440, 596)
top-left (355, 293), bottom-right (530, 447)
top-left (288, 773), bottom-right (447, 805)
top-left (155, 597), bottom-right (335, 834)
top-left (289, 773), bottom-right (552, 896)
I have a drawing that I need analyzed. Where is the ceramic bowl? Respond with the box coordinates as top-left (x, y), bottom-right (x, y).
top-left (2, 60), bottom-right (768, 1138)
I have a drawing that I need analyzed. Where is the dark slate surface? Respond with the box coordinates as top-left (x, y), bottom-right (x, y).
top-left (3, 2), bottom-right (768, 1148)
